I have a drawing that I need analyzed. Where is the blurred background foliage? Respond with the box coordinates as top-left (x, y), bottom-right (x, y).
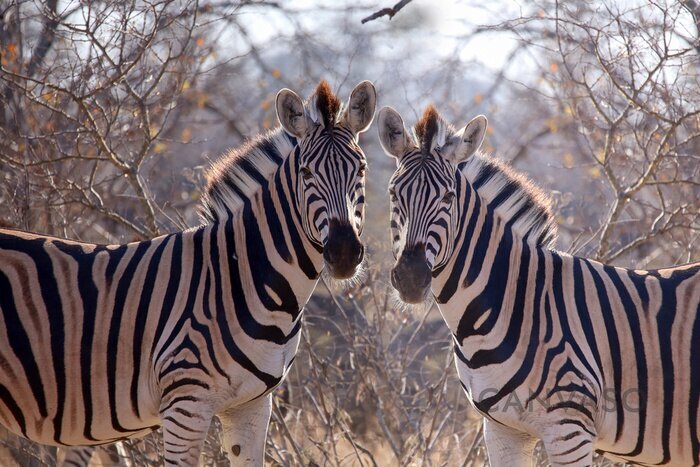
top-left (1, 0), bottom-right (699, 465)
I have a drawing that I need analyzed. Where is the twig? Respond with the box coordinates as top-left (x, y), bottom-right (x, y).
top-left (361, 0), bottom-right (413, 24)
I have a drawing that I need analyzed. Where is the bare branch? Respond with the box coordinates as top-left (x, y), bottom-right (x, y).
top-left (361, 0), bottom-right (413, 24)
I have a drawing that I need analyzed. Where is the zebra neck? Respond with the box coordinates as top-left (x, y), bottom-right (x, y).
top-left (433, 180), bottom-right (538, 347)
top-left (217, 156), bottom-right (324, 317)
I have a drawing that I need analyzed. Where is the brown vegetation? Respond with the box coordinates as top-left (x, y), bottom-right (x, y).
top-left (1, 0), bottom-right (698, 465)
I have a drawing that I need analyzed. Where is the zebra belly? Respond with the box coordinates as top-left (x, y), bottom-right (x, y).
top-left (591, 325), bottom-right (700, 465)
top-left (0, 342), bottom-right (161, 447)
top-left (597, 448), bottom-right (698, 467)
top-left (31, 426), bottom-right (156, 448)
top-left (0, 390), bottom-right (160, 446)
top-left (593, 397), bottom-right (700, 467)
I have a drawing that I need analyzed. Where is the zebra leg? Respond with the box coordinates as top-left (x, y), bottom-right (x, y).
top-left (483, 419), bottom-right (537, 467)
top-left (58, 446), bottom-right (94, 467)
top-left (541, 428), bottom-right (594, 466)
top-left (218, 393), bottom-right (272, 466)
top-left (59, 444), bottom-right (125, 466)
top-left (160, 402), bottom-right (214, 466)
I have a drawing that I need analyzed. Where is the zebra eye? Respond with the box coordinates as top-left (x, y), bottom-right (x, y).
top-left (357, 163), bottom-right (367, 177)
top-left (442, 191), bottom-right (455, 203)
top-left (300, 167), bottom-right (313, 180)
top-left (389, 188), bottom-right (397, 202)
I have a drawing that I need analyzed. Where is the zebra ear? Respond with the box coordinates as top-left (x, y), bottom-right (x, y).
top-left (453, 115), bottom-right (487, 163)
top-left (344, 80), bottom-right (377, 135)
top-left (276, 88), bottom-right (310, 138)
top-left (378, 106), bottom-right (411, 161)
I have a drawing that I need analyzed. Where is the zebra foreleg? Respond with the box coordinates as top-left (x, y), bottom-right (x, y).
top-left (160, 402), bottom-right (214, 466)
top-left (57, 446), bottom-right (94, 467)
top-left (218, 393), bottom-right (272, 466)
top-left (59, 444), bottom-right (124, 467)
top-left (541, 426), bottom-right (595, 466)
top-left (483, 419), bottom-right (537, 467)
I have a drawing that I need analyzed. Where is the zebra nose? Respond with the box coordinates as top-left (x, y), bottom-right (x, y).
top-left (324, 241), bottom-right (364, 264)
top-left (323, 220), bottom-right (364, 279)
top-left (391, 246), bottom-right (431, 303)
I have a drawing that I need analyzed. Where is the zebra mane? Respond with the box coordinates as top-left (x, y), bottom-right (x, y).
top-left (310, 80), bottom-right (343, 130)
top-left (461, 152), bottom-right (558, 247)
top-left (413, 104), bottom-right (453, 153)
top-left (201, 128), bottom-right (296, 222)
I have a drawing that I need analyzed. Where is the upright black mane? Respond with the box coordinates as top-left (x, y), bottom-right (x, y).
top-left (201, 129), bottom-right (296, 222)
top-left (462, 153), bottom-right (558, 247)
top-left (312, 80), bottom-right (342, 131)
top-left (413, 105), bottom-right (454, 154)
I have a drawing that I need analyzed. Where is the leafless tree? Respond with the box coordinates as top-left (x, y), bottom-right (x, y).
top-left (1, 1), bottom-right (698, 465)
top-left (1, 1), bottom-right (205, 239)
top-left (459, 0), bottom-right (700, 269)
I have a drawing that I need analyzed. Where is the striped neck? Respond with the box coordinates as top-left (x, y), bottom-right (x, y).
top-left (221, 145), bottom-right (324, 293)
top-left (201, 128), bottom-right (297, 223)
top-left (202, 129), bottom-right (325, 315)
top-left (432, 163), bottom-right (554, 338)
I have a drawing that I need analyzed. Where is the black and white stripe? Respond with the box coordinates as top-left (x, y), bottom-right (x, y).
top-left (0, 80), bottom-right (375, 466)
top-left (379, 105), bottom-right (700, 466)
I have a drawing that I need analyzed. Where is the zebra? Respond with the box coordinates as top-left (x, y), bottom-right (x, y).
top-left (377, 105), bottom-right (700, 466)
top-left (0, 79), bottom-right (376, 466)
top-left (59, 445), bottom-right (121, 466)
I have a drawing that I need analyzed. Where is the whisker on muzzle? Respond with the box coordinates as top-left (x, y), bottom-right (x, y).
top-left (389, 286), bottom-right (433, 313)
top-left (322, 255), bottom-right (368, 291)
top-left (390, 244), bottom-right (432, 304)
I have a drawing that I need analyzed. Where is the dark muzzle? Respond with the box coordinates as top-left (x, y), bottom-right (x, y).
top-left (391, 245), bottom-right (432, 304)
top-left (323, 219), bottom-right (364, 279)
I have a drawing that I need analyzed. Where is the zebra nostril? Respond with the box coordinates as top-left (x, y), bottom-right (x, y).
top-left (390, 268), bottom-right (399, 288)
top-left (323, 247), bottom-right (336, 264)
top-left (420, 269), bottom-right (431, 288)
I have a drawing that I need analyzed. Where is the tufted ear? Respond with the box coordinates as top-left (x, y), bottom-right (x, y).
top-left (343, 80), bottom-right (377, 135)
top-left (453, 115), bottom-right (487, 163)
top-left (377, 106), bottom-right (412, 161)
top-left (276, 88), bottom-right (310, 138)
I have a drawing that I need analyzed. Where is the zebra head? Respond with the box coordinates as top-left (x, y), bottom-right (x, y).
top-left (276, 80), bottom-right (376, 279)
top-left (378, 105), bottom-right (487, 303)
